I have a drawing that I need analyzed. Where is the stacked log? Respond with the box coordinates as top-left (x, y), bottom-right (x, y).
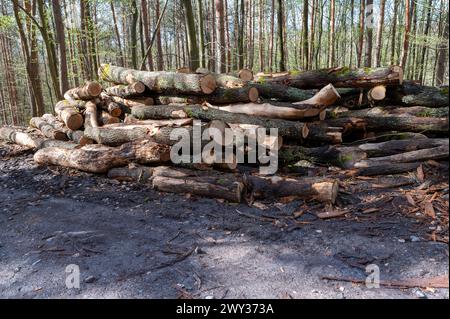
top-left (2, 63), bottom-right (448, 205)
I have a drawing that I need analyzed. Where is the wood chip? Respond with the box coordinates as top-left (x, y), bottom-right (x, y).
top-left (405, 194), bottom-right (416, 206)
top-left (424, 202), bottom-right (436, 219)
top-left (317, 209), bottom-right (348, 219)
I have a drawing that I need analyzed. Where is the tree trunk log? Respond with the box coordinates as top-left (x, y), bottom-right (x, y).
top-left (131, 105), bottom-right (310, 139)
top-left (29, 117), bottom-right (68, 141)
top-left (99, 111), bottom-right (121, 125)
top-left (64, 81), bottom-right (102, 100)
top-left (293, 84), bottom-right (341, 106)
top-left (99, 64), bottom-right (217, 95)
top-left (218, 102), bottom-right (323, 120)
top-left (250, 83), bottom-right (316, 102)
top-left (254, 66), bottom-right (403, 89)
top-left (104, 81), bottom-right (146, 98)
top-left (355, 162), bottom-right (422, 176)
top-left (84, 101), bottom-right (99, 128)
top-left (54, 101), bottom-right (84, 130)
top-left (34, 139), bottom-right (171, 173)
top-left (99, 93), bottom-right (123, 117)
top-left (0, 127), bottom-right (41, 148)
top-left (123, 116), bottom-right (193, 127)
top-left (245, 175), bottom-right (339, 204)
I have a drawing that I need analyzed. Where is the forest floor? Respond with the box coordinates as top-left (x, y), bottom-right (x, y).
top-left (0, 142), bottom-right (448, 299)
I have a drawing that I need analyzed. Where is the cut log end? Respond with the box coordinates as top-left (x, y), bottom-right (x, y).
top-left (200, 74), bottom-right (217, 94)
top-left (248, 87), bottom-right (260, 102)
top-left (86, 81), bottom-right (103, 97)
top-left (66, 113), bottom-right (84, 131)
top-left (238, 69), bottom-right (254, 81)
top-left (313, 181), bottom-right (339, 204)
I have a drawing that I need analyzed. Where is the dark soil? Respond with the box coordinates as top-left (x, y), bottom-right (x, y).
top-left (0, 142), bottom-right (448, 299)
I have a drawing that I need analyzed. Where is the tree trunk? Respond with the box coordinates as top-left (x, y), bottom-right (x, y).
top-left (30, 117), bottom-right (68, 141)
top-left (435, 8), bottom-right (449, 85)
top-left (182, 0), bottom-right (200, 70)
top-left (34, 140), bottom-right (171, 173)
top-left (51, 0), bottom-right (69, 93)
top-left (276, 0), bottom-right (286, 71)
top-left (246, 175), bottom-right (339, 204)
top-left (392, 81), bottom-right (449, 107)
top-left (329, 0), bottom-right (336, 67)
top-left (84, 126), bottom-right (149, 146)
top-left (374, 0), bottom-right (385, 67)
top-left (364, 0), bottom-right (373, 67)
top-left (400, 0), bottom-right (411, 69)
top-left (104, 82), bottom-right (146, 98)
top-left (99, 64), bottom-right (217, 95)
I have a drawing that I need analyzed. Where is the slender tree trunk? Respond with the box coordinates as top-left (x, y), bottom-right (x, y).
top-left (214, 0), bottom-right (226, 73)
top-left (269, 0), bottom-right (275, 72)
top-left (364, 0), bottom-right (373, 67)
top-left (375, 0), bottom-right (386, 67)
top-left (435, 3), bottom-right (449, 85)
top-left (418, 0), bottom-right (433, 82)
top-left (357, 0), bottom-right (365, 67)
top-left (141, 0), bottom-right (154, 70)
top-left (258, 0), bottom-right (264, 72)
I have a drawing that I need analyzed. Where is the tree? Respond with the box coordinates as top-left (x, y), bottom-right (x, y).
top-left (357, 0), bottom-right (365, 67)
top-left (197, 0), bottom-right (206, 68)
top-left (390, 0), bottom-right (399, 65)
top-left (435, 3), bottom-right (449, 85)
top-left (277, 0), bottom-right (286, 71)
top-left (375, 0), bottom-right (386, 67)
top-left (302, 0), bottom-right (309, 70)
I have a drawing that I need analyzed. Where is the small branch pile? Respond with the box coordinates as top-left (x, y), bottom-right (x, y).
top-left (1, 64), bottom-right (448, 205)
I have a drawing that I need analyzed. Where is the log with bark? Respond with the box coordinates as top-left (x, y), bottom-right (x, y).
top-left (217, 102), bottom-right (324, 120)
top-left (64, 81), bottom-right (102, 101)
top-left (245, 175), bottom-right (339, 204)
top-left (99, 111), bottom-right (121, 125)
top-left (104, 81), bottom-right (146, 98)
top-left (123, 116), bottom-right (193, 127)
top-left (195, 68), bottom-right (247, 88)
top-left (253, 66), bottom-right (404, 89)
top-left (99, 93), bottom-right (123, 117)
top-left (29, 117), bottom-right (68, 141)
top-left (0, 127), bottom-right (41, 149)
top-left (109, 95), bottom-right (155, 107)
top-left (328, 106), bottom-right (449, 119)
top-left (99, 64), bottom-right (217, 95)
top-left (250, 82), bottom-right (316, 102)
top-left (54, 101), bottom-right (84, 131)
top-left (304, 123), bottom-right (343, 144)
top-left (66, 130), bottom-right (94, 146)
top-left (34, 139), bottom-right (171, 173)
top-left (293, 84), bottom-right (341, 106)
top-left (131, 105), bottom-right (310, 139)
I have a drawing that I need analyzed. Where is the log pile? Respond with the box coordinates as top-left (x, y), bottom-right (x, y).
top-left (1, 64), bottom-right (448, 205)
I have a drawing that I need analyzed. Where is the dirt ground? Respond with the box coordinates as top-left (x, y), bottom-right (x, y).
top-left (0, 142), bottom-right (448, 299)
